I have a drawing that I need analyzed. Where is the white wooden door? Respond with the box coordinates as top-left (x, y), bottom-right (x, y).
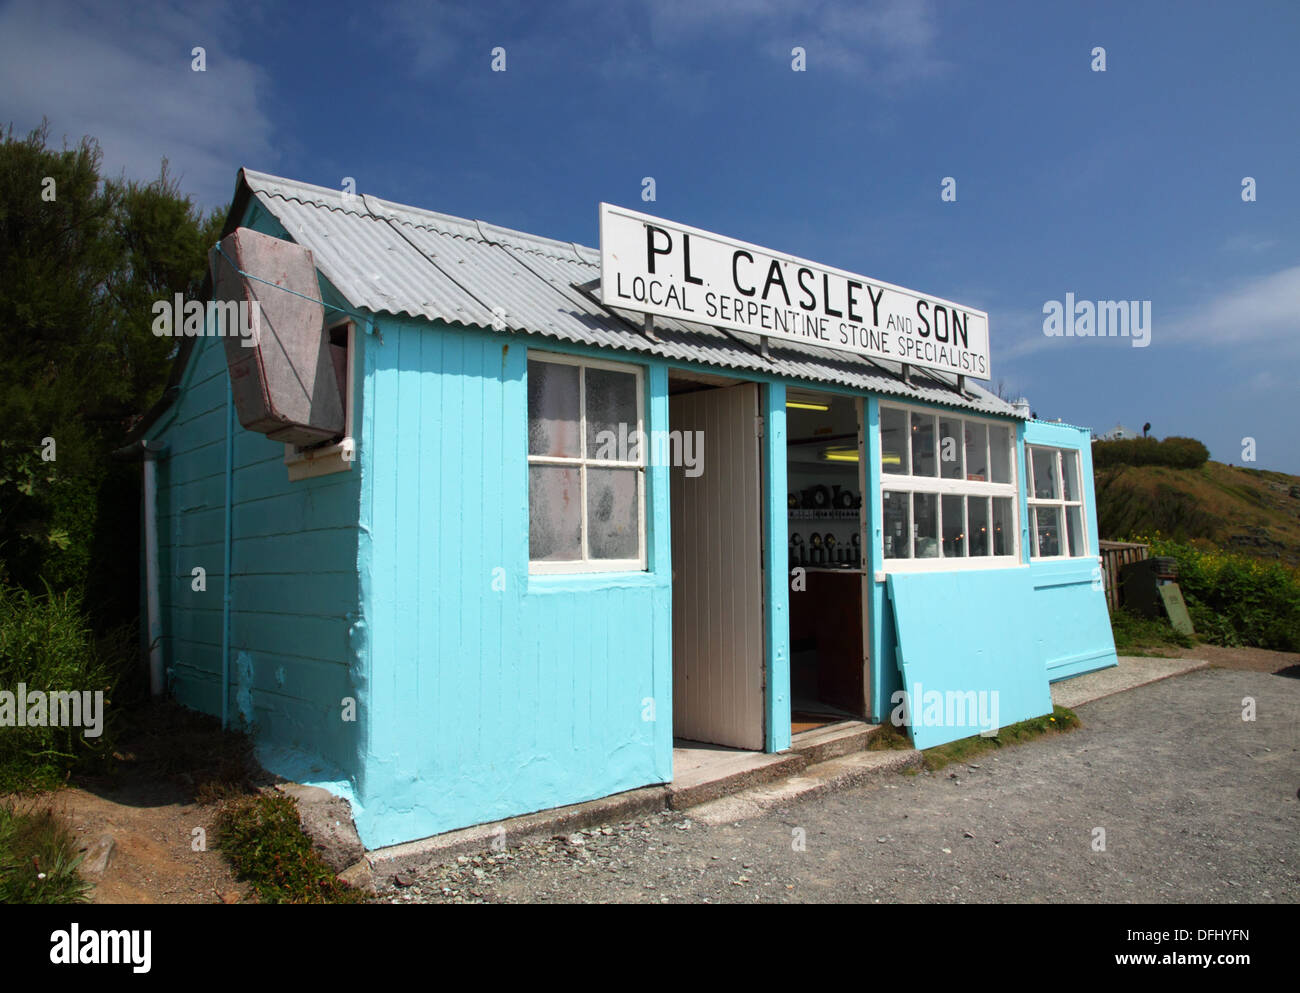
top-left (670, 383), bottom-right (765, 750)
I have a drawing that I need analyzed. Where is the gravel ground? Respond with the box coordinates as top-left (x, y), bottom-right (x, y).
top-left (380, 666), bottom-right (1300, 903)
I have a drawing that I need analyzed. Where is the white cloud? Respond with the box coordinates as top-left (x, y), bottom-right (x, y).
top-left (1163, 265), bottom-right (1300, 351)
top-left (0, 0), bottom-right (277, 208)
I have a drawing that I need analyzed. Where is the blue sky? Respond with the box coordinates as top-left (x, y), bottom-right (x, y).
top-left (3, 0), bottom-right (1297, 471)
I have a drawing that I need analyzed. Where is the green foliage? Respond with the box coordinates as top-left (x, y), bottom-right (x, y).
top-left (1093, 436), bottom-right (1210, 469)
top-left (1095, 470), bottom-right (1221, 542)
top-left (1132, 536), bottom-right (1300, 651)
top-left (919, 706), bottom-right (1080, 771)
top-left (1109, 606), bottom-right (1194, 654)
top-left (215, 793), bottom-right (366, 904)
top-left (0, 802), bottom-right (92, 904)
top-left (0, 585), bottom-right (124, 791)
top-left (0, 120), bottom-right (222, 614)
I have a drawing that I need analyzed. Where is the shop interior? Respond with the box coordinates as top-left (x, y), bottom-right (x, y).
top-left (785, 389), bottom-right (869, 732)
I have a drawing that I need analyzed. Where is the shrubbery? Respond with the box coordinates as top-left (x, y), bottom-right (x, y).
top-left (0, 586), bottom-right (125, 790)
top-left (1093, 436), bottom-right (1209, 469)
top-left (1131, 535), bottom-right (1300, 651)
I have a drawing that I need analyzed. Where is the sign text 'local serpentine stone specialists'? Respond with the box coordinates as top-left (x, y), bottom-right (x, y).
top-left (599, 203), bottom-right (990, 379)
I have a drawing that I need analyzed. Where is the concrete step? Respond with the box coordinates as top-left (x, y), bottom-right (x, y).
top-left (667, 750), bottom-right (807, 810)
top-left (688, 748), bottom-right (922, 826)
top-left (790, 720), bottom-right (878, 764)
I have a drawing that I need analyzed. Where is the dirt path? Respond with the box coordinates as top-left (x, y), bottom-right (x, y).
top-left (1181, 644), bottom-right (1300, 674)
top-left (14, 780), bottom-right (248, 904)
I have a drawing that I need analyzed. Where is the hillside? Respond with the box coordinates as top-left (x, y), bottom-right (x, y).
top-left (1094, 461), bottom-right (1300, 567)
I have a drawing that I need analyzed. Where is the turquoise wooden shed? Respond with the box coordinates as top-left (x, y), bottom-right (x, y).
top-left (135, 168), bottom-right (1118, 848)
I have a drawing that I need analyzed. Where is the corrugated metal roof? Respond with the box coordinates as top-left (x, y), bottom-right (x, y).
top-left (240, 168), bottom-right (1020, 418)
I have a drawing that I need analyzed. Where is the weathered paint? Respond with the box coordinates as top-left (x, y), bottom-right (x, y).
top-left (151, 201), bottom-right (366, 790)
top-left (351, 317), bottom-right (674, 847)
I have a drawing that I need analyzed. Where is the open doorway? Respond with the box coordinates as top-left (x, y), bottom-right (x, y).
top-left (668, 370), bottom-right (766, 751)
top-left (785, 388), bottom-right (869, 733)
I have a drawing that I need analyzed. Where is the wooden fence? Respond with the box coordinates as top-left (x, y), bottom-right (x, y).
top-left (1098, 540), bottom-right (1150, 611)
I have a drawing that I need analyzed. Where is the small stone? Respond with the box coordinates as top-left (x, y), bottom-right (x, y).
top-left (877, 837), bottom-right (887, 844)
top-left (393, 872), bottom-right (415, 887)
top-left (963, 831), bottom-right (975, 839)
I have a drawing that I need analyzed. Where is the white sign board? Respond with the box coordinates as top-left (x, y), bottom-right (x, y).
top-left (599, 203), bottom-right (990, 379)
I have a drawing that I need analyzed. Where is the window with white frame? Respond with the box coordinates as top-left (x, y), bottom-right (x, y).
top-left (527, 352), bottom-right (646, 573)
top-left (1026, 445), bottom-right (1088, 558)
top-left (879, 403), bottom-right (1018, 567)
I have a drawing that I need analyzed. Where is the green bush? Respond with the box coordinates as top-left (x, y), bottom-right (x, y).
top-left (215, 793), bottom-right (366, 904)
top-left (1094, 436), bottom-right (1210, 469)
top-left (0, 586), bottom-right (123, 790)
top-left (1133, 536), bottom-right (1300, 651)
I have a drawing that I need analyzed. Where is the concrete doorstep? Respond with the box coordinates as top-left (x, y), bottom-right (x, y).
top-left (368, 722), bottom-right (913, 879)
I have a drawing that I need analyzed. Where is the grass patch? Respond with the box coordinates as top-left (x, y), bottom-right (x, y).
top-left (0, 802), bottom-right (92, 904)
top-left (214, 792), bottom-right (366, 904)
top-left (865, 721), bottom-right (913, 751)
top-left (1110, 607), bottom-right (1195, 656)
top-left (918, 705), bottom-right (1080, 771)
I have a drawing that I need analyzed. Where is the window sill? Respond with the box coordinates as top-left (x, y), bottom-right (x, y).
top-left (285, 437), bottom-right (355, 481)
top-left (526, 570), bottom-right (665, 595)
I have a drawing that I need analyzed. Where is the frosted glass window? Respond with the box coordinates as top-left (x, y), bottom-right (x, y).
top-left (529, 465), bottom-right (581, 560)
top-left (585, 367), bottom-right (638, 461)
top-left (527, 360), bottom-right (579, 457)
top-left (527, 354), bottom-right (645, 572)
top-left (587, 468), bottom-right (639, 560)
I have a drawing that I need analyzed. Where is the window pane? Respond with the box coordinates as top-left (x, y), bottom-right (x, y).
top-left (991, 497), bottom-right (1015, 556)
top-left (964, 422), bottom-right (988, 481)
top-left (586, 467), bottom-right (639, 560)
top-left (941, 493), bottom-right (965, 557)
top-left (585, 367), bottom-right (638, 462)
top-left (914, 492), bottom-right (939, 558)
top-left (967, 496), bottom-right (989, 556)
top-left (1033, 505), bottom-right (1062, 557)
top-left (529, 465), bottom-right (581, 560)
top-left (1031, 447), bottom-right (1059, 499)
top-left (1066, 505), bottom-right (1084, 557)
top-left (1061, 450), bottom-right (1081, 501)
top-left (880, 406), bottom-right (909, 475)
top-left (527, 360), bottom-right (579, 457)
top-left (911, 412), bottom-right (937, 477)
top-left (882, 490), bottom-right (910, 559)
top-left (988, 424), bottom-right (1012, 484)
top-left (939, 417), bottom-right (963, 479)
